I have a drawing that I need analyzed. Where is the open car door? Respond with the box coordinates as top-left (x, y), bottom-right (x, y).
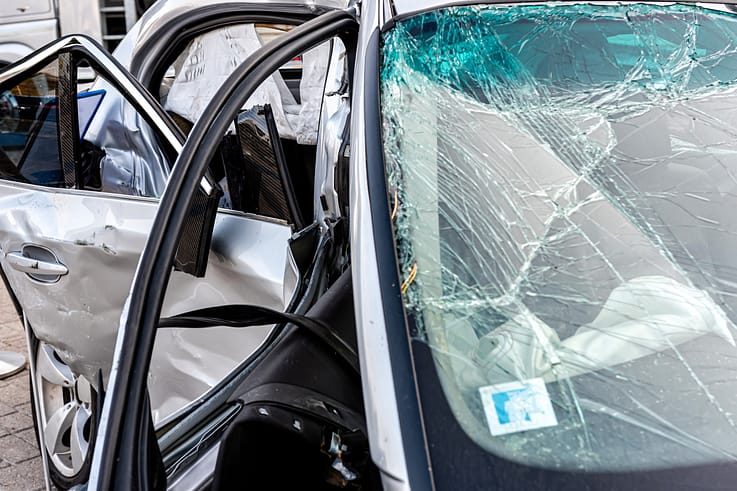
top-left (0, 33), bottom-right (306, 489)
top-left (88, 9), bottom-right (363, 491)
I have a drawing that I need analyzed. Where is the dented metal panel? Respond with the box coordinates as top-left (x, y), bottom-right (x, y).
top-left (382, 3), bottom-right (737, 472)
top-left (0, 181), bottom-right (291, 424)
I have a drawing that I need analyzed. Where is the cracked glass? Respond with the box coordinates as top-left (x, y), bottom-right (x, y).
top-left (381, 3), bottom-right (737, 471)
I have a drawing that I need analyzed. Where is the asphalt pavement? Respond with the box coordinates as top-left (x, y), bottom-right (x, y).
top-left (0, 285), bottom-right (45, 490)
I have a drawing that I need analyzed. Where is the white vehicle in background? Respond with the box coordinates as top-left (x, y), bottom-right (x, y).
top-left (0, 0), bottom-right (145, 66)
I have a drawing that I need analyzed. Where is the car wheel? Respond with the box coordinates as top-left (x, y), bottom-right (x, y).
top-left (30, 341), bottom-right (96, 489)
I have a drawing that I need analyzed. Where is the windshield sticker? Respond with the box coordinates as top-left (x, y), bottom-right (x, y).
top-left (480, 378), bottom-right (557, 436)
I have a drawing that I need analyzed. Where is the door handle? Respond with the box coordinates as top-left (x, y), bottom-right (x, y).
top-left (6, 252), bottom-right (68, 276)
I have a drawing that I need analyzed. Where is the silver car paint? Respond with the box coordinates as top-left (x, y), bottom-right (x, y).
top-left (56, 0), bottom-right (104, 40)
top-left (0, 34), bottom-right (285, 426)
top-left (0, 180), bottom-right (292, 424)
top-left (0, 3), bottom-right (347, 432)
top-left (390, 0), bottom-right (737, 17)
top-left (0, 0), bottom-right (106, 66)
top-left (0, 0), bottom-right (55, 65)
top-left (314, 39), bottom-right (350, 226)
top-left (0, 20), bottom-right (57, 65)
top-left (349, 0), bottom-right (411, 488)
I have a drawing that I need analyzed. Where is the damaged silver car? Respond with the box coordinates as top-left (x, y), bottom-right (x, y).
top-left (4, 0), bottom-right (737, 489)
top-left (0, 0), bottom-right (354, 487)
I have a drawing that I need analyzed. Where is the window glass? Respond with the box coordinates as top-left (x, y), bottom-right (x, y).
top-left (382, 3), bottom-right (737, 473)
top-left (0, 56), bottom-right (171, 197)
top-left (0, 62), bottom-right (64, 187)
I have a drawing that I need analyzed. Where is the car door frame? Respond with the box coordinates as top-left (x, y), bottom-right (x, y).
top-left (87, 8), bottom-right (359, 490)
top-left (0, 33), bottom-right (192, 489)
top-left (0, 34), bottom-right (186, 157)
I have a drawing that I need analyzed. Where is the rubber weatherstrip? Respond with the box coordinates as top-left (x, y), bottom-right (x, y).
top-left (159, 304), bottom-right (359, 373)
top-left (56, 51), bottom-right (80, 189)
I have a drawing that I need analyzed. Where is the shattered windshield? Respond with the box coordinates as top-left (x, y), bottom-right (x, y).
top-left (382, 3), bottom-right (737, 471)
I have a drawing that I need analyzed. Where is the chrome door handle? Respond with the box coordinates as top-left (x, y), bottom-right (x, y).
top-left (6, 252), bottom-right (68, 276)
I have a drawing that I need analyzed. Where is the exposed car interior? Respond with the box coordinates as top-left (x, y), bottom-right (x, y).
top-left (158, 23), bottom-right (323, 227)
top-left (142, 22), bottom-right (370, 488)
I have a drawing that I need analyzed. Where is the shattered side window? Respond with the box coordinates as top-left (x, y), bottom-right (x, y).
top-left (382, 4), bottom-right (737, 471)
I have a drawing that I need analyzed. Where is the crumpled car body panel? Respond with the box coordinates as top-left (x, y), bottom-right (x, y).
top-left (0, 181), bottom-right (291, 424)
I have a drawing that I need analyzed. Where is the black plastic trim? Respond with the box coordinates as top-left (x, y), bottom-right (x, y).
top-left (56, 52), bottom-right (80, 189)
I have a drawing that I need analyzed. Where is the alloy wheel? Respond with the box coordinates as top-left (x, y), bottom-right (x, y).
top-left (34, 342), bottom-right (94, 478)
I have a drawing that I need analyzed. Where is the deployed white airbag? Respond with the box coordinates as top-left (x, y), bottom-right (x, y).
top-left (163, 24), bottom-right (328, 144)
top-left (477, 276), bottom-right (736, 383)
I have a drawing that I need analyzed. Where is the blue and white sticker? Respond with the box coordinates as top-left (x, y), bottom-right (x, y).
top-left (479, 378), bottom-right (557, 436)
